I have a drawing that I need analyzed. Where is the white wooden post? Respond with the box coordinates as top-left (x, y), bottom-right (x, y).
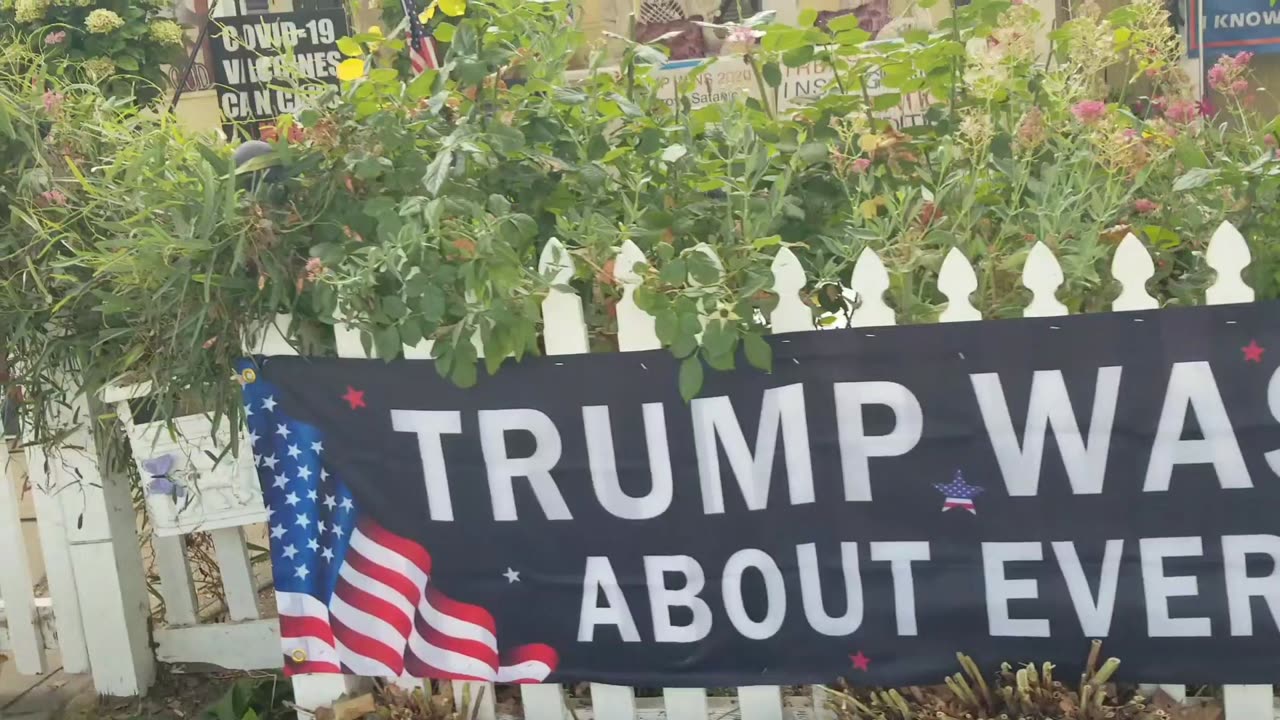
top-left (153, 534), bottom-right (199, 626)
top-left (254, 315), bottom-right (370, 715)
top-left (1108, 235), bottom-right (1183, 706)
top-left (211, 526), bottom-right (261, 621)
top-left (0, 439), bottom-right (47, 673)
top-left (25, 445), bottom-right (90, 674)
top-left (37, 390), bottom-right (155, 695)
top-left (938, 248), bottom-right (981, 322)
top-left (1203, 222), bottom-right (1273, 720)
top-left (847, 248), bottom-right (895, 327)
top-left (574, 238), bottom-right (649, 720)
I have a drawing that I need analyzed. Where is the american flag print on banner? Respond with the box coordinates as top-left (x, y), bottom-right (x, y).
top-left (402, 0), bottom-right (439, 73)
top-left (933, 469), bottom-right (983, 514)
top-left (237, 360), bottom-right (557, 681)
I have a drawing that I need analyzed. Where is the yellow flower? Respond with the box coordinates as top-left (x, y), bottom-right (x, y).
top-left (419, 2), bottom-right (436, 21)
top-left (368, 25), bottom-right (383, 36)
top-left (336, 58), bottom-right (366, 81)
top-left (439, 0), bottom-right (466, 16)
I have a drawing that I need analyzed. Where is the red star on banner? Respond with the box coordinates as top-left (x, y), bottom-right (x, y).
top-left (1243, 340), bottom-right (1265, 363)
top-left (850, 651), bottom-right (871, 672)
top-left (342, 386), bottom-right (367, 410)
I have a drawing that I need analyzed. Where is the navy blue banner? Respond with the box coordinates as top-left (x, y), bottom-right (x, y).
top-left (239, 302), bottom-right (1280, 687)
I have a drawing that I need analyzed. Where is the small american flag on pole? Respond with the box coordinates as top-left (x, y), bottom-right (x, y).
top-left (241, 361), bottom-right (556, 681)
top-left (402, 0), bottom-right (439, 73)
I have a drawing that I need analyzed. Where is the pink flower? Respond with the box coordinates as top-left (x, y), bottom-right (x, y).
top-left (304, 257), bottom-right (326, 281)
top-left (726, 25), bottom-right (764, 45)
top-left (37, 189), bottom-right (67, 207)
top-left (43, 30), bottom-right (66, 45)
top-left (1164, 99), bottom-right (1198, 124)
top-left (42, 90), bottom-right (63, 115)
top-left (1265, 134), bottom-right (1277, 149)
top-left (1071, 100), bottom-right (1107, 124)
top-left (1231, 79), bottom-right (1249, 95)
top-left (1207, 63), bottom-right (1228, 90)
top-left (1122, 128), bottom-right (1139, 140)
top-left (1133, 199), bottom-right (1159, 214)
top-left (1232, 51), bottom-right (1254, 68)
top-left (851, 157), bottom-right (872, 174)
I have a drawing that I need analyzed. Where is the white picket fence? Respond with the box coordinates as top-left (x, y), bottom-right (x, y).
top-left (1, 220), bottom-right (1276, 720)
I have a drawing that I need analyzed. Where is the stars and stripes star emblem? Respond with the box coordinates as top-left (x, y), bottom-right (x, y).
top-left (933, 469), bottom-right (983, 514)
top-left (239, 360), bottom-right (557, 681)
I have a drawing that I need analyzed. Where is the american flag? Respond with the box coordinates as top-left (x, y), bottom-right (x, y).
top-left (239, 361), bottom-right (556, 681)
top-left (933, 469), bottom-right (983, 514)
top-left (402, 0), bottom-right (439, 74)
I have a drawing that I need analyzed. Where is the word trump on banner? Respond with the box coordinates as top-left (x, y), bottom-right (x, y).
top-left (240, 301), bottom-right (1280, 686)
top-left (209, 9), bottom-right (348, 131)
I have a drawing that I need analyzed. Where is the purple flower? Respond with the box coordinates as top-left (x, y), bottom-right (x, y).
top-left (43, 30), bottom-right (67, 45)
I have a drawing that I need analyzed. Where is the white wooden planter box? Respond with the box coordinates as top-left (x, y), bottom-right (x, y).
top-left (101, 382), bottom-right (266, 537)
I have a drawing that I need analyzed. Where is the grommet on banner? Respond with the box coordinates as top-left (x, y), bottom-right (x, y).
top-left (241, 368), bottom-right (258, 384)
top-left (291, 649), bottom-right (307, 663)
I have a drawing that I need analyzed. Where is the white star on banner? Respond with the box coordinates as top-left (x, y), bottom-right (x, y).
top-left (339, 497), bottom-right (354, 511)
top-left (276, 423), bottom-right (291, 439)
top-left (262, 396), bottom-right (277, 412)
top-left (273, 474), bottom-right (288, 489)
top-left (307, 538), bottom-right (320, 552)
top-left (503, 567), bottom-right (521, 583)
top-left (270, 524), bottom-right (286, 539)
top-left (284, 492), bottom-right (300, 507)
top-left (321, 547), bottom-right (334, 562)
top-left (323, 495), bottom-right (337, 510)
top-left (247, 429), bottom-right (259, 446)
top-left (311, 441), bottom-right (323, 453)
top-left (295, 513), bottom-right (310, 529)
top-left (287, 444), bottom-right (302, 459)
top-left (245, 404), bottom-right (254, 417)
top-left (261, 454), bottom-right (279, 470)
top-left (282, 544), bottom-right (299, 560)
top-left (306, 489), bottom-right (318, 501)
top-left (332, 525), bottom-right (345, 538)
top-left (295, 565), bottom-right (310, 580)
top-left (317, 520), bottom-right (328, 533)
top-left (320, 467), bottom-right (330, 481)
top-left (298, 466), bottom-right (313, 481)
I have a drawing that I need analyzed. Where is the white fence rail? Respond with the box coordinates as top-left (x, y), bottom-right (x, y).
top-left (6, 221), bottom-right (1273, 719)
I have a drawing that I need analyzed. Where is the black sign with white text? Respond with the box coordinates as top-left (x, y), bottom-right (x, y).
top-left (241, 302), bottom-right (1280, 686)
top-left (209, 9), bottom-right (347, 131)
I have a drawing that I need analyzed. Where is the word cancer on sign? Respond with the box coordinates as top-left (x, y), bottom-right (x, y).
top-left (242, 302), bottom-right (1280, 686)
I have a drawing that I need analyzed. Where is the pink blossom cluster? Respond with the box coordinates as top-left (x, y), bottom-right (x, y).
top-left (1071, 100), bottom-right (1107, 125)
top-left (1207, 52), bottom-right (1253, 97)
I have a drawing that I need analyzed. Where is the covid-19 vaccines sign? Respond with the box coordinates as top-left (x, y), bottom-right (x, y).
top-left (208, 8), bottom-right (349, 135)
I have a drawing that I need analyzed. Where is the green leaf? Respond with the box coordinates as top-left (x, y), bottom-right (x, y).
top-left (408, 69), bottom-right (437, 99)
top-left (115, 55), bottom-right (139, 71)
top-left (337, 37), bottom-right (364, 57)
top-left (423, 148), bottom-right (454, 196)
top-left (799, 8), bottom-right (818, 26)
top-left (782, 45), bottom-right (815, 67)
top-left (661, 144), bottom-right (688, 163)
top-left (826, 13), bottom-right (864, 32)
top-left (752, 234), bottom-right (782, 249)
top-left (1172, 167), bottom-right (1219, 192)
top-left (434, 23), bottom-right (456, 42)
top-left (370, 67), bottom-right (399, 84)
top-left (374, 326), bottom-right (401, 360)
top-left (762, 61), bottom-right (782, 88)
top-left (679, 356), bottom-right (704, 401)
top-left (659, 258), bottom-right (687, 285)
top-left (743, 333), bottom-right (772, 372)
top-left (796, 141), bottom-right (828, 166)
top-left (655, 309), bottom-right (679, 344)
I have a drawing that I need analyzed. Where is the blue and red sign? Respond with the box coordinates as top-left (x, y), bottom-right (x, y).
top-left (1189, 0), bottom-right (1280, 56)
